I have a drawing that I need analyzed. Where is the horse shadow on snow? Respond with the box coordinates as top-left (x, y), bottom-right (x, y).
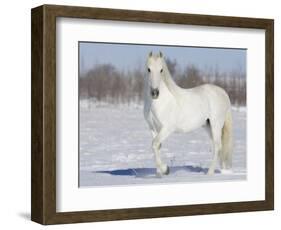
top-left (94, 165), bottom-right (220, 178)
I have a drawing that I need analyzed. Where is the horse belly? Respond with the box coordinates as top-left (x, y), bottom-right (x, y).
top-left (176, 116), bottom-right (206, 132)
top-left (176, 102), bottom-right (209, 133)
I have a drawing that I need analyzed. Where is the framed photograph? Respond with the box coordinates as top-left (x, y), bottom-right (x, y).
top-left (31, 4), bottom-right (274, 225)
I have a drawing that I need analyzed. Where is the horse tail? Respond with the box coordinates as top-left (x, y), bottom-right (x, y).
top-left (220, 109), bottom-right (233, 169)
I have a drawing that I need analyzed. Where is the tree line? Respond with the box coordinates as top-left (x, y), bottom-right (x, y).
top-left (79, 58), bottom-right (246, 106)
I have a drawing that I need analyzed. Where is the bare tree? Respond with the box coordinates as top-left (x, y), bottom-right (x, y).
top-left (79, 62), bottom-right (246, 106)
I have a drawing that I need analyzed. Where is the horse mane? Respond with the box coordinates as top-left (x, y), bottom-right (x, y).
top-left (161, 58), bottom-right (182, 98)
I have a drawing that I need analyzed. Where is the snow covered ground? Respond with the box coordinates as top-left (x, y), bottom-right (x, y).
top-left (79, 100), bottom-right (246, 187)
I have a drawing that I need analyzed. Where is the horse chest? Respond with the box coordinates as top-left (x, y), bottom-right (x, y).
top-left (150, 107), bottom-right (163, 130)
top-left (150, 97), bottom-right (176, 129)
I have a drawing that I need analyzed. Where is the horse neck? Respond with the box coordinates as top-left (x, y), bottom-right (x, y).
top-left (161, 60), bottom-right (181, 98)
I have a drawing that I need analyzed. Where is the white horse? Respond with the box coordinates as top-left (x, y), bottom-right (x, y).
top-left (144, 51), bottom-right (233, 176)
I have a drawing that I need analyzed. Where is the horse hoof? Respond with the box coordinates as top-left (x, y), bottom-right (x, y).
top-left (221, 169), bottom-right (232, 174)
top-left (156, 172), bottom-right (163, 178)
top-left (164, 166), bottom-right (170, 175)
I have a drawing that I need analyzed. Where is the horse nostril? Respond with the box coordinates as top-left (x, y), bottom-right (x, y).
top-left (155, 89), bottom-right (159, 97)
top-left (151, 88), bottom-right (159, 99)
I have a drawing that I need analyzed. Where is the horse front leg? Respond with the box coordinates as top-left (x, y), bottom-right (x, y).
top-left (152, 128), bottom-right (170, 176)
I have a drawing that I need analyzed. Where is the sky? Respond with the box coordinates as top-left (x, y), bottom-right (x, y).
top-left (79, 42), bottom-right (246, 75)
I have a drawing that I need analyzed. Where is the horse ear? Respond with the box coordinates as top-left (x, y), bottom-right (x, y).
top-left (149, 51), bottom-right (153, 57)
top-left (159, 51), bottom-right (163, 58)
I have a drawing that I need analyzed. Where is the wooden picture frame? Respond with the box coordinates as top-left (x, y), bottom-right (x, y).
top-left (31, 4), bottom-right (274, 225)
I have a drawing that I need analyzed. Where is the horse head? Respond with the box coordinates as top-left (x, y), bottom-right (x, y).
top-left (146, 51), bottom-right (165, 99)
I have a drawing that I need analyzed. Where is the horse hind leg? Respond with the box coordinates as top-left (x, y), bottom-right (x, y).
top-left (204, 119), bottom-right (219, 174)
top-left (207, 123), bottom-right (222, 175)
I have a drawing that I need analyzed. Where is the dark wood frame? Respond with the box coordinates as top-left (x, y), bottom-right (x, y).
top-left (31, 4), bottom-right (274, 225)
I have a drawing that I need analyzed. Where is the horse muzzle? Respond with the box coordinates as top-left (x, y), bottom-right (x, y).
top-left (151, 88), bottom-right (159, 99)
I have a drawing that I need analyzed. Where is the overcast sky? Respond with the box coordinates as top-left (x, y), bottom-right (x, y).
top-left (79, 42), bottom-right (246, 74)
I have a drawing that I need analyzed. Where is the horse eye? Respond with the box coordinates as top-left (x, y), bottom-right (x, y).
top-left (160, 68), bottom-right (163, 73)
top-left (147, 68), bottom-right (151, 73)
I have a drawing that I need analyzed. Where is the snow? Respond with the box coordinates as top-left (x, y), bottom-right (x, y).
top-left (79, 100), bottom-right (246, 187)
